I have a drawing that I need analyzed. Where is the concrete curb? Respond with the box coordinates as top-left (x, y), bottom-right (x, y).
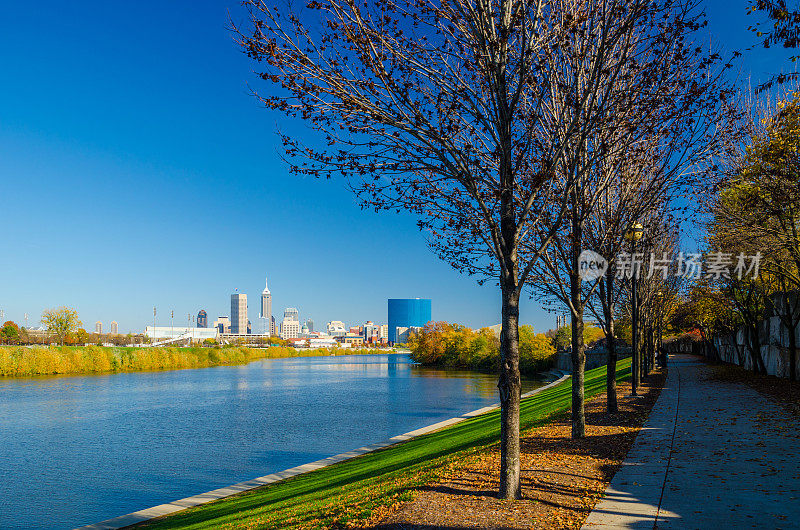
top-left (76, 374), bottom-right (570, 530)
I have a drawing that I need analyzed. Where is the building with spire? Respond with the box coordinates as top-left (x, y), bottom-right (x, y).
top-left (261, 276), bottom-right (272, 336)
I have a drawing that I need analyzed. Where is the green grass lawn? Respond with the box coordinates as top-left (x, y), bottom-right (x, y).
top-left (138, 360), bottom-right (631, 529)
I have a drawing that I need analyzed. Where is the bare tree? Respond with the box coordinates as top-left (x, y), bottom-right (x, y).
top-left (526, 0), bottom-right (731, 434)
top-left (234, 0), bottom-right (577, 499)
top-left (233, 0), bottom-right (731, 494)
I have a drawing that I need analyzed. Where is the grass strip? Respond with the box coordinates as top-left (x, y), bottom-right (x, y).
top-left (139, 359), bottom-right (632, 529)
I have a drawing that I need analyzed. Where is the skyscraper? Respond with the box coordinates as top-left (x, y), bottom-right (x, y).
top-left (197, 310), bottom-right (208, 328)
top-left (261, 277), bottom-right (272, 336)
top-left (110, 321), bottom-right (118, 334)
top-left (388, 298), bottom-right (432, 343)
top-left (95, 321), bottom-right (102, 334)
top-left (231, 292), bottom-right (247, 334)
top-left (306, 318), bottom-right (314, 333)
top-left (281, 308), bottom-right (300, 339)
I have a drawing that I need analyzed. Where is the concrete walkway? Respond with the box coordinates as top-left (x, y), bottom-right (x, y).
top-left (583, 354), bottom-right (800, 529)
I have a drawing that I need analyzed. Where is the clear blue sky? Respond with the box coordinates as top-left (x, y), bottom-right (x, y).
top-left (0, 1), bottom-right (792, 333)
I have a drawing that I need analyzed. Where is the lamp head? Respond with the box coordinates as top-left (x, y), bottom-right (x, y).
top-left (624, 222), bottom-right (644, 242)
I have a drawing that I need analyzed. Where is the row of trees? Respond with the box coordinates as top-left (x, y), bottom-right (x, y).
top-left (670, 91), bottom-right (800, 380)
top-left (236, 0), bottom-right (736, 497)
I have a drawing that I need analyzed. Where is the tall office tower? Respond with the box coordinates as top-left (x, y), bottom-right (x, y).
top-left (306, 318), bottom-right (314, 333)
top-left (110, 321), bottom-right (119, 334)
top-left (247, 320), bottom-right (252, 334)
top-left (260, 277), bottom-right (272, 335)
top-left (231, 293), bottom-right (248, 334)
top-left (197, 310), bottom-right (208, 328)
top-left (280, 318), bottom-right (300, 339)
top-left (270, 315), bottom-right (276, 336)
top-left (95, 321), bottom-right (102, 334)
top-left (284, 308), bottom-right (299, 321)
top-left (388, 298), bottom-right (432, 343)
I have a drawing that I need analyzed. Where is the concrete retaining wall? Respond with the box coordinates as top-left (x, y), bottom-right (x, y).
top-left (711, 291), bottom-right (800, 379)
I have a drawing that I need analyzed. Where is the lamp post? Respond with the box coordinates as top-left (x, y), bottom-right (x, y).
top-left (624, 221), bottom-right (644, 396)
top-left (657, 290), bottom-right (665, 368)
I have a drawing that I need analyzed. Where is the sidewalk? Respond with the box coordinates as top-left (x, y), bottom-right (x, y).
top-left (583, 354), bottom-right (800, 529)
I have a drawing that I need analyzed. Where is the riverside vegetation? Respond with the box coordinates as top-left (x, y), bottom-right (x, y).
top-left (408, 322), bottom-right (603, 377)
top-left (0, 345), bottom-right (378, 377)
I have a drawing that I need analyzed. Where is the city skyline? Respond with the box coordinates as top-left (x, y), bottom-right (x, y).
top-left (0, 0), bottom-right (791, 335)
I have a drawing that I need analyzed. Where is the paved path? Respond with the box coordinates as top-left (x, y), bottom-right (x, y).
top-left (583, 354), bottom-right (800, 529)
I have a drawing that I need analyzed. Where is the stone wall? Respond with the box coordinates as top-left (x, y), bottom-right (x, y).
top-left (555, 345), bottom-right (632, 372)
top-left (712, 291), bottom-right (800, 379)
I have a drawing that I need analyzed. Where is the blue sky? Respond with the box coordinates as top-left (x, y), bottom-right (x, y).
top-left (0, 0), bottom-right (793, 333)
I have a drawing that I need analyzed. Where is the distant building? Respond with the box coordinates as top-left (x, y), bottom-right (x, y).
top-left (379, 324), bottom-right (389, 340)
top-left (284, 307), bottom-right (299, 321)
top-left (213, 316), bottom-right (231, 334)
top-left (95, 321), bottom-right (102, 334)
top-left (281, 318), bottom-right (300, 339)
top-left (338, 334), bottom-right (365, 346)
top-left (394, 326), bottom-right (422, 344)
top-left (197, 310), bottom-right (208, 328)
top-left (110, 321), bottom-right (118, 334)
top-left (231, 293), bottom-right (247, 334)
top-left (261, 277), bottom-right (272, 336)
top-left (388, 298), bottom-right (431, 343)
top-left (306, 318), bottom-right (314, 333)
top-left (326, 320), bottom-right (346, 337)
top-left (247, 320), bottom-right (252, 334)
top-left (301, 322), bottom-right (309, 334)
top-left (145, 326), bottom-right (218, 341)
top-left (363, 321), bottom-right (376, 341)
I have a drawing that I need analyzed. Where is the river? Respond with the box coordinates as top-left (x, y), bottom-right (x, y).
top-left (0, 353), bottom-right (543, 529)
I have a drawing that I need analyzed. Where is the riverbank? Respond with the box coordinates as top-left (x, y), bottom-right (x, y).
top-left (131, 360), bottom-right (637, 529)
top-left (0, 345), bottom-right (379, 377)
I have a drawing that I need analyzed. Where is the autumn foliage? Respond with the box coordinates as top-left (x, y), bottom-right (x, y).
top-left (408, 322), bottom-right (556, 377)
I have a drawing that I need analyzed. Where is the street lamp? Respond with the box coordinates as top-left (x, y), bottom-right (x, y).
top-left (624, 221), bottom-right (644, 396)
top-left (656, 290), bottom-right (665, 368)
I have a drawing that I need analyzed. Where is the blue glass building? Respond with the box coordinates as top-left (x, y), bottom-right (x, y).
top-left (387, 298), bottom-right (432, 343)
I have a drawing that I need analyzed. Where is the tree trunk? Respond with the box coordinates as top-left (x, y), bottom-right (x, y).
top-left (788, 321), bottom-right (797, 381)
top-left (570, 299), bottom-right (586, 438)
top-left (604, 272), bottom-right (618, 413)
top-left (631, 264), bottom-right (640, 396)
top-left (784, 296), bottom-right (797, 381)
top-left (498, 282), bottom-right (521, 499)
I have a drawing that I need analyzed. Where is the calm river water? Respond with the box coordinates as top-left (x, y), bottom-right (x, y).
top-left (0, 353), bottom-right (543, 529)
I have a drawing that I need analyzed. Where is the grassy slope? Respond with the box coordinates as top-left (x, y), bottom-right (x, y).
top-left (141, 360), bottom-right (631, 529)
